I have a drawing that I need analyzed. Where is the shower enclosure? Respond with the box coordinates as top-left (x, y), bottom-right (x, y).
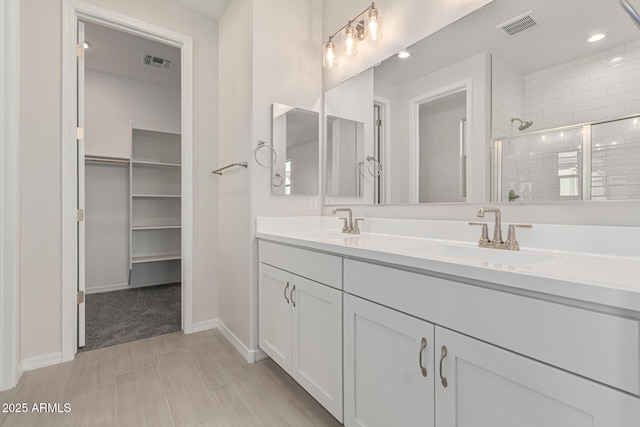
top-left (492, 114), bottom-right (640, 202)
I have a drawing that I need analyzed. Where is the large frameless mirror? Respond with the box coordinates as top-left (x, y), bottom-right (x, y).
top-left (323, 0), bottom-right (640, 205)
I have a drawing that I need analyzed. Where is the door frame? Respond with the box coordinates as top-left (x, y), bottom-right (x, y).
top-left (407, 79), bottom-right (472, 204)
top-left (373, 96), bottom-right (391, 204)
top-left (0, 0), bottom-right (21, 391)
top-left (61, 0), bottom-right (194, 362)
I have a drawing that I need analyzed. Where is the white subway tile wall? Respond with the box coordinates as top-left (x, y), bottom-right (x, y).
top-left (591, 116), bottom-right (640, 200)
top-left (499, 128), bottom-right (583, 202)
top-left (524, 40), bottom-right (640, 130)
top-left (492, 40), bottom-right (640, 201)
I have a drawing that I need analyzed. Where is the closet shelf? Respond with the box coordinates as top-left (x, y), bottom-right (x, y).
top-left (132, 253), bottom-right (182, 264)
top-left (132, 194), bottom-right (181, 199)
top-left (132, 225), bottom-right (182, 231)
top-left (131, 160), bottom-right (181, 167)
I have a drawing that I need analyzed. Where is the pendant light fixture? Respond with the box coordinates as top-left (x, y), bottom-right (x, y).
top-left (323, 38), bottom-right (338, 69)
top-left (323, 2), bottom-right (383, 69)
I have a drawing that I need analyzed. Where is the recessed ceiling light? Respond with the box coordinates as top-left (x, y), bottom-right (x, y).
top-left (84, 41), bottom-right (91, 49)
top-left (397, 50), bottom-right (410, 59)
top-left (587, 33), bottom-right (606, 43)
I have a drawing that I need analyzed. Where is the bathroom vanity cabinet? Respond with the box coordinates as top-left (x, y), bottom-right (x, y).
top-left (258, 241), bottom-right (343, 422)
top-left (344, 258), bottom-right (640, 426)
top-left (258, 236), bottom-right (640, 426)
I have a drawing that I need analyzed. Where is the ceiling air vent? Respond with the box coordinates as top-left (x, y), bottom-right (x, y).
top-left (497, 11), bottom-right (540, 36)
top-left (142, 54), bottom-right (172, 70)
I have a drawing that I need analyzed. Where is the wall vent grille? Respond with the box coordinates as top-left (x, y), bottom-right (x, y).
top-left (142, 54), bottom-right (172, 70)
top-left (497, 11), bottom-right (540, 36)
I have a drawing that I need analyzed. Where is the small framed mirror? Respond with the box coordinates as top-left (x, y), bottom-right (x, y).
top-left (271, 103), bottom-right (320, 196)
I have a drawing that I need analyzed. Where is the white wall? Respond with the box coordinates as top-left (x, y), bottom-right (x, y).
top-left (218, 0), bottom-right (253, 350)
top-left (85, 70), bottom-right (181, 158)
top-left (20, 0), bottom-right (219, 361)
top-left (218, 0), bottom-right (322, 355)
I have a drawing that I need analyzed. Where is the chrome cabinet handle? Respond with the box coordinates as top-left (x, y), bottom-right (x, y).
top-left (284, 282), bottom-right (290, 304)
top-left (439, 345), bottom-right (448, 388)
top-left (291, 284), bottom-right (296, 307)
top-left (419, 337), bottom-right (428, 377)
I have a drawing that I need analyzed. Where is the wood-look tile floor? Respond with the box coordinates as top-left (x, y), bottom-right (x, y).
top-left (0, 330), bottom-right (343, 427)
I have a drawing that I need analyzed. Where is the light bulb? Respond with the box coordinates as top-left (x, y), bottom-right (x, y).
top-left (342, 25), bottom-right (358, 57)
top-left (365, 7), bottom-right (383, 42)
top-left (323, 40), bottom-right (338, 69)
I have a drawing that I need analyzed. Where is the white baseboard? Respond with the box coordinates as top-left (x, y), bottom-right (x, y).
top-left (216, 320), bottom-right (268, 363)
top-left (22, 352), bottom-right (62, 371)
top-left (85, 280), bottom-right (180, 295)
top-left (85, 283), bottom-right (129, 294)
top-left (191, 319), bottom-right (218, 333)
top-left (16, 360), bottom-right (24, 382)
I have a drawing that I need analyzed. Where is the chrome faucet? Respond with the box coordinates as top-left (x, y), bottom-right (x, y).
top-left (476, 207), bottom-right (503, 246)
top-left (471, 207), bottom-right (532, 251)
top-left (332, 208), bottom-right (364, 234)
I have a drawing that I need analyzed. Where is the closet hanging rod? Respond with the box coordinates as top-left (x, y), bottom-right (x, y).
top-left (212, 161), bottom-right (248, 175)
top-left (85, 155), bottom-right (130, 165)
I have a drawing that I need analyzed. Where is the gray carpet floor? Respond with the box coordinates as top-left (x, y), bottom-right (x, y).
top-left (80, 283), bottom-right (181, 352)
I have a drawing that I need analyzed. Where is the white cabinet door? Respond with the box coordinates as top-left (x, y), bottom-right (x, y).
top-left (259, 263), bottom-right (292, 371)
top-left (435, 326), bottom-right (640, 427)
top-left (344, 294), bottom-right (435, 427)
top-left (291, 275), bottom-right (343, 422)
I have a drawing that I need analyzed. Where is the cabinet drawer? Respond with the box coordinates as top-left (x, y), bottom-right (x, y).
top-left (259, 241), bottom-right (342, 290)
top-left (344, 259), bottom-right (640, 396)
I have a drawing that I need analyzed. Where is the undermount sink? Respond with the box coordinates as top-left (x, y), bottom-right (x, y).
top-left (401, 244), bottom-right (553, 267)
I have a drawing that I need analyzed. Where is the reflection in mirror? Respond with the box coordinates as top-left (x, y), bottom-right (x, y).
top-left (418, 91), bottom-right (467, 203)
top-left (326, 116), bottom-right (365, 197)
top-left (323, 0), bottom-right (640, 205)
top-left (271, 103), bottom-right (319, 196)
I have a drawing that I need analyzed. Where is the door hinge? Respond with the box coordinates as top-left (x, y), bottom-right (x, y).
top-left (76, 44), bottom-right (84, 58)
top-left (76, 127), bottom-right (84, 141)
top-left (375, 119), bottom-right (382, 127)
top-left (77, 290), bottom-right (85, 304)
top-left (76, 209), bottom-right (84, 222)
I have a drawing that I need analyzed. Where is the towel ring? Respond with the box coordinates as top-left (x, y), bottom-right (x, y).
top-left (272, 173), bottom-right (284, 187)
top-left (366, 156), bottom-right (382, 177)
top-left (254, 141), bottom-right (277, 167)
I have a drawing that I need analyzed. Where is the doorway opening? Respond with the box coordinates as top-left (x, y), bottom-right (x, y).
top-left (62, 2), bottom-right (194, 361)
top-left (79, 21), bottom-right (183, 351)
top-left (408, 82), bottom-right (470, 204)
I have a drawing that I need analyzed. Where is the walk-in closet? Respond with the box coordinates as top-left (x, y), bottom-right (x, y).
top-left (81, 21), bottom-right (183, 351)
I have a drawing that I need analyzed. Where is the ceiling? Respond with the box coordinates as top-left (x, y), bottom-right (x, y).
top-left (166, 0), bottom-right (230, 19)
top-left (84, 22), bottom-right (181, 89)
top-left (83, 1), bottom-right (231, 88)
top-left (375, 0), bottom-right (640, 86)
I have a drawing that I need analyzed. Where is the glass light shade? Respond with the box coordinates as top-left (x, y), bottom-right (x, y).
top-left (323, 40), bottom-right (338, 69)
top-left (365, 7), bottom-right (383, 42)
top-left (342, 25), bottom-right (358, 57)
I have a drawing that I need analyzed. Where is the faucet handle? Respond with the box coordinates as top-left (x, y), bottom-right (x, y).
top-left (353, 218), bottom-right (365, 234)
top-left (338, 217), bottom-right (349, 233)
top-left (469, 222), bottom-right (490, 246)
top-left (505, 224), bottom-right (532, 251)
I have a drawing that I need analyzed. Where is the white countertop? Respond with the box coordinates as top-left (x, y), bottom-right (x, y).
top-left (256, 217), bottom-right (640, 313)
